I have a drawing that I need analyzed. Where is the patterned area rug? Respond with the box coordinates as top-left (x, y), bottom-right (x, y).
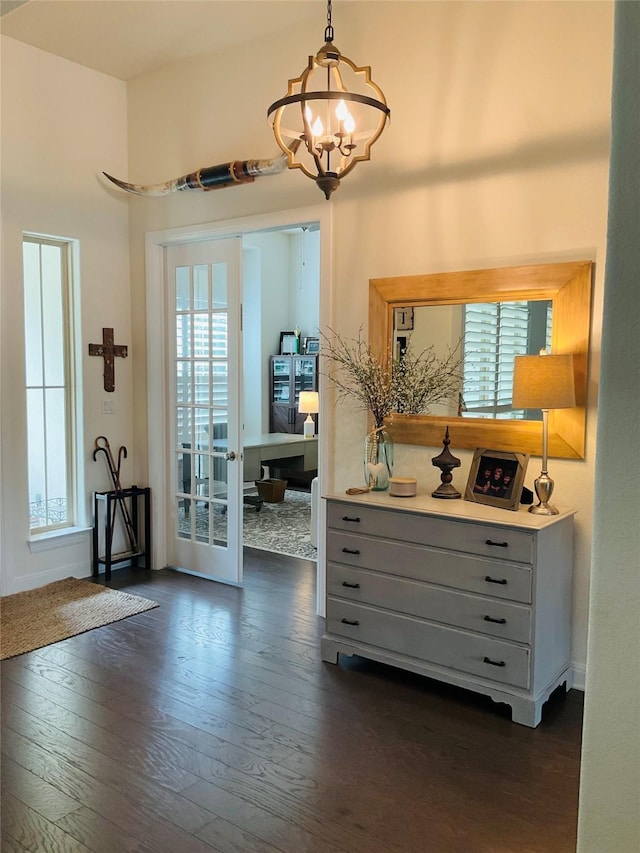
top-left (243, 488), bottom-right (316, 561)
top-left (177, 489), bottom-right (316, 561)
top-left (0, 578), bottom-right (158, 660)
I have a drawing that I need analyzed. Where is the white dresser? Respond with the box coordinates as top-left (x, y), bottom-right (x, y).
top-left (322, 491), bottom-right (575, 727)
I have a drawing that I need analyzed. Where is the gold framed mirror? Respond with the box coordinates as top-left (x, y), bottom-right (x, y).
top-left (369, 260), bottom-right (592, 459)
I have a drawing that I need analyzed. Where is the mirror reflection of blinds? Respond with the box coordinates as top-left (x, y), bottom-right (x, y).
top-left (462, 302), bottom-right (530, 419)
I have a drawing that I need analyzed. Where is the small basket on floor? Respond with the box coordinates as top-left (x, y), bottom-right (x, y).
top-left (255, 478), bottom-right (287, 503)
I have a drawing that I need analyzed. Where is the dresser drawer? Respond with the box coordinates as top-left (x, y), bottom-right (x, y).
top-left (327, 598), bottom-right (530, 689)
top-left (328, 502), bottom-right (534, 563)
top-left (327, 531), bottom-right (532, 604)
top-left (327, 564), bottom-right (532, 643)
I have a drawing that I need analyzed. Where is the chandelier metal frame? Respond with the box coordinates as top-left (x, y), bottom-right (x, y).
top-left (267, 0), bottom-right (390, 199)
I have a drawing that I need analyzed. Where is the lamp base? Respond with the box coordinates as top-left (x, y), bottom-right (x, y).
top-left (528, 472), bottom-right (560, 515)
top-left (303, 416), bottom-right (315, 439)
top-left (529, 502), bottom-right (559, 516)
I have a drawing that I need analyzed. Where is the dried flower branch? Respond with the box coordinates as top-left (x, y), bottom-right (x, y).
top-left (320, 327), bottom-right (462, 428)
top-left (319, 328), bottom-right (396, 428)
top-left (393, 340), bottom-right (462, 415)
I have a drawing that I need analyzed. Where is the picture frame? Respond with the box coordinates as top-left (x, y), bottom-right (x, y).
top-left (465, 449), bottom-right (529, 511)
top-left (394, 306), bottom-right (414, 331)
top-left (279, 331), bottom-right (298, 355)
top-left (304, 336), bottom-right (320, 355)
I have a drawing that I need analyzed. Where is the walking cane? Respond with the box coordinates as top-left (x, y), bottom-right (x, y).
top-left (93, 436), bottom-right (138, 553)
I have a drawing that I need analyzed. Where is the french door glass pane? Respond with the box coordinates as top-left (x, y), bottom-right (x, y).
top-left (178, 497), bottom-right (191, 539)
top-left (194, 361), bottom-right (210, 406)
top-left (195, 500), bottom-right (210, 543)
top-left (193, 314), bottom-right (210, 357)
top-left (176, 360), bottom-right (191, 403)
top-left (193, 265), bottom-right (209, 309)
top-left (176, 406), bottom-right (193, 448)
top-left (175, 267), bottom-right (190, 310)
top-left (176, 315), bottom-right (191, 358)
top-left (212, 313), bottom-right (228, 358)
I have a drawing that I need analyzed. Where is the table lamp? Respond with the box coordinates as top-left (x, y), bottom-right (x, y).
top-left (512, 350), bottom-right (575, 515)
top-left (299, 391), bottom-right (319, 438)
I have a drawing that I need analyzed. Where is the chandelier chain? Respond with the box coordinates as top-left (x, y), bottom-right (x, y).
top-left (324, 0), bottom-right (334, 42)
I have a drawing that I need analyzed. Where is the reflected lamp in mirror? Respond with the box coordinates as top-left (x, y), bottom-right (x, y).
top-left (512, 351), bottom-right (575, 515)
top-left (299, 391), bottom-right (319, 438)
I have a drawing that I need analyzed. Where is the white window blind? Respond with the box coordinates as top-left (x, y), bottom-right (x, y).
top-left (462, 301), bottom-right (530, 419)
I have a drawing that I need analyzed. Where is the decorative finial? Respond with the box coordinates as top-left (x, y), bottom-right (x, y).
top-left (431, 426), bottom-right (461, 499)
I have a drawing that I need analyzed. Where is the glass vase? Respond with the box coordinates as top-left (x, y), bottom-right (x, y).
top-left (363, 427), bottom-right (394, 491)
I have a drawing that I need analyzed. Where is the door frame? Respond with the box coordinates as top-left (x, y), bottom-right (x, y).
top-left (145, 204), bottom-right (332, 614)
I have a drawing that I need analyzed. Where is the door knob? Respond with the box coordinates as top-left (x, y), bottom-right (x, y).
top-left (225, 451), bottom-right (237, 461)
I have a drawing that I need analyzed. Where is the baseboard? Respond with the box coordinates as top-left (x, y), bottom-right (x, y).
top-left (572, 662), bottom-right (586, 692)
top-left (7, 560), bottom-right (92, 595)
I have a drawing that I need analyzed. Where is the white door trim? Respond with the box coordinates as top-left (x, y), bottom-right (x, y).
top-left (145, 204), bottom-right (333, 615)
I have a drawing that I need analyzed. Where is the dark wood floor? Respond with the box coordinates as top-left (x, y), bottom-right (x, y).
top-left (1, 549), bottom-right (583, 853)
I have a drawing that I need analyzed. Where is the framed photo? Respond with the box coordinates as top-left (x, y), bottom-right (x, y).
top-left (465, 449), bottom-right (529, 511)
top-left (279, 331), bottom-right (298, 355)
top-left (304, 336), bottom-right (320, 355)
top-left (394, 306), bottom-right (414, 331)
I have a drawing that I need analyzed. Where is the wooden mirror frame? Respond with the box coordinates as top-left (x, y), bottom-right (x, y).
top-left (369, 260), bottom-right (592, 459)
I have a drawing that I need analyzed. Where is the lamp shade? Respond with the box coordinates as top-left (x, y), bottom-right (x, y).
top-left (299, 391), bottom-right (319, 414)
top-left (512, 353), bottom-right (576, 410)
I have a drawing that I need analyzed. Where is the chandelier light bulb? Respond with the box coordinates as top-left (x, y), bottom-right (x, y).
top-left (335, 99), bottom-right (349, 121)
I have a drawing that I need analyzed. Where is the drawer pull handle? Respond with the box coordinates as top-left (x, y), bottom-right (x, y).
top-left (341, 618), bottom-right (360, 626)
top-left (342, 515), bottom-right (361, 523)
top-left (484, 615), bottom-right (507, 624)
top-left (342, 547), bottom-right (360, 555)
top-left (484, 575), bottom-right (508, 585)
top-left (485, 539), bottom-right (509, 548)
top-left (483, 656), bottom-right (506, 667)
top-left (342, 581), bottom-right (361, 589)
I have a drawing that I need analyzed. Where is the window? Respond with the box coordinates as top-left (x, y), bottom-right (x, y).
top-left (462, 301), bottom-right (552, 419)
top-left (23, 236), bottom-right (77, 532)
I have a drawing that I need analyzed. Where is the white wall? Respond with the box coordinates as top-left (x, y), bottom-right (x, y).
top-left (578, 2), bottom-right (640, 849)
top-left (241, 245), bottom-right (262, 435)
top-left (289, 228), bottom-right (321, 344)
top-left (125, 1), bottom-right (613, 685)
top-left (242, 230), bottom-right (294, 435)
top-left (0, 37), bottom-right (131, 593)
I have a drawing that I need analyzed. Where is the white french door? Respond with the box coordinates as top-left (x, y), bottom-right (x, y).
top-left (165, 238), bottom-right (243, 585)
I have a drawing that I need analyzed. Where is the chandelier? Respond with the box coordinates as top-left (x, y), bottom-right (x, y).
top-left (267, 0), bottom-right (390, 199)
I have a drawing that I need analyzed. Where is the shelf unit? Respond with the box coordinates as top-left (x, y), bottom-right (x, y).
top-left (269, 354), bottom-right (318, 434)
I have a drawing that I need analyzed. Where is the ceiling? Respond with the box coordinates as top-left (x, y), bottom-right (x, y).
top-left (0, 0), bottom-right (325, 81)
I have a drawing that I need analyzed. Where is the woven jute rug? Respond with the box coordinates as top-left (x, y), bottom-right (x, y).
top-left (0, 577), bottom-right (158, 660)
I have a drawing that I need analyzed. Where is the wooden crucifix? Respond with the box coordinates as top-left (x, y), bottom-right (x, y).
top-left (88, 327), bottom-right (128, 392)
